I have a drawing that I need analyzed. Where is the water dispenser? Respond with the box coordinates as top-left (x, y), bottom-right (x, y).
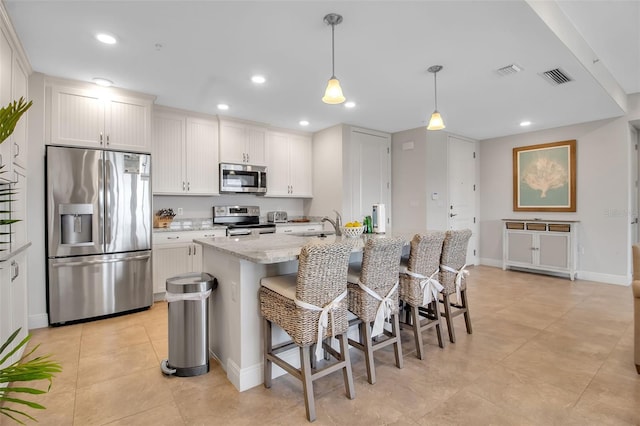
top-left (59, 204), bottom-right (93, 245)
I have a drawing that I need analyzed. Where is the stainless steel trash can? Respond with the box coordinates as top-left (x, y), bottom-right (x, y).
top-left (160, 272), bottom-right (217, 377)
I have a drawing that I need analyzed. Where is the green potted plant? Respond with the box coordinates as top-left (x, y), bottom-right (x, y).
top-left (0, 97), bottom-right (31, 251)
top-left (0, 329), bottom-right (62, 424)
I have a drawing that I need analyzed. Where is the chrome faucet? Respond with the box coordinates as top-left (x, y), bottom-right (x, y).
top-left (322, 210), bottom-right (343, 236)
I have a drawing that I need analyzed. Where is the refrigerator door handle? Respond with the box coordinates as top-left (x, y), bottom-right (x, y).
top-left (104, 158), bottom-right (112, 245)
top-left (51, 253), bottom-right (151, 268)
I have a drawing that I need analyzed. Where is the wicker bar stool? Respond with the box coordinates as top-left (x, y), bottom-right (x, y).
top-left (346, 237), bottom-right (405, 384)
top-left (439, 229), bottom-right (473, 343)
top-left (398, 231), bottom-right (447, 360)
top-left (259, 240), bottom-right (355, 422)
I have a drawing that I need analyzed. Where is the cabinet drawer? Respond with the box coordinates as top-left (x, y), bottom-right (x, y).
top-left (548, 224), bottom-right (571, 232)
top-left (526, 223), bottom-right (546, 231)
top-left (505, 222), bottom-right (524, 230)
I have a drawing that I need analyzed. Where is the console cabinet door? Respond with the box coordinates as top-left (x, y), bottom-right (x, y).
top-left (538, 233), bottom-right (569, 269)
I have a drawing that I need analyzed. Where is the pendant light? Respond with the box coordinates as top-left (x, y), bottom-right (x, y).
top-left (427, 65), bottom-right (446, 130)
top-left (322, 13), bottom-right (346, 104)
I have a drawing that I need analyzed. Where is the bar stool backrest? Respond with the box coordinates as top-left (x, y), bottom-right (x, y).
top-left (407, 231), bottom-right (447, 277)
top-left (439, 229), bottom-right (472, 295)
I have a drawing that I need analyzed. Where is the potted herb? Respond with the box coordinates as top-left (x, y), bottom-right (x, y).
top-left (154, 208), bottom-right (177, 228)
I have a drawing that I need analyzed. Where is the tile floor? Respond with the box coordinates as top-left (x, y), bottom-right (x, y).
top-left (2, 265), bottom-right (639, 425)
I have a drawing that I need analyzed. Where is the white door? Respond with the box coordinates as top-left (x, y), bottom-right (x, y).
top-left (447, 135), bottom-right (478, 265)
top-left (350, 129), bottom-right (391, 224)
top-left (632, 126), bottom-right (639, 246)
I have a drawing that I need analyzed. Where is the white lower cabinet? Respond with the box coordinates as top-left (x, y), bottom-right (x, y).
top-left (502, 220), bottom-right (578, 280)
top-left (0, 249), bottom-right (28, 368)
top-left (152, 229), bottom-right (225, 295)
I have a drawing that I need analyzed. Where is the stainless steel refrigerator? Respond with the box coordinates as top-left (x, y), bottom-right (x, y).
top-left (46, 145), bottom-right (152, 325)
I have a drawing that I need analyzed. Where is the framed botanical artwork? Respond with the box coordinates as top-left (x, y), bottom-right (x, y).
top-left (513, 139), bottom-right (576, 212)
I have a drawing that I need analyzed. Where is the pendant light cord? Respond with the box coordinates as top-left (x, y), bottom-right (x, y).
top-left (331, 23), bottom-right (336, 78)
top-left (433, 72), bottom-right (438, 110)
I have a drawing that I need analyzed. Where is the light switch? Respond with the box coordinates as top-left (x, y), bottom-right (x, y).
top-left (431, 192), bottom-right (439, 200)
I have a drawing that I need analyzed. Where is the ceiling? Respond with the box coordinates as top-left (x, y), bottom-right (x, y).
top-left (4, 0), bottom-right (639, 140)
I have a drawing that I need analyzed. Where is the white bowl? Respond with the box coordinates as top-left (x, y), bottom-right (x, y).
top-left (342, 226), bottom-right (365, 238)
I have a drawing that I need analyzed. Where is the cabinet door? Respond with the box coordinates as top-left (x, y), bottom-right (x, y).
top-left (105, 95), bottom-right (151, 152)
top-left (506, 232), bottom-right (534, 265)
top-left (11, 57), bottom-right (28, 171)
top-left (10, 170), bottom-right (26, 248)
top-left (246, 126), bottom-right (266, 165)
top-left (185, 117), bottom-right (218, 195)
top-left (152, 112), bottom-right (186, 194)
top-left (266, 132), bottom-right (290, 196)
top-left (50, 85), bottom-right (104, 147)
top-left (152, 244), bottom-right (191, 294)
top-left (0, 29), bottom-right (13, 182)
top-left (538, 233), bottom-right (569, 269)
top-left (289, 135), bottom-right (312, 197)
top-left (191, 243), bottom-right (203, 272)
top-left (10, 251), bottom-right (28, 362)
top-left (0, 261), bottom-right (11, 368)
top-left (219, 121), bottom-right (246, 164)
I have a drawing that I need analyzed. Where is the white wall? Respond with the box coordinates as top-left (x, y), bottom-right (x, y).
top-left (479, 93), bottom-right (640, 284)
top-left (305, 124), bottom-right (345, 220)
top-left (390, 128), bottom-right (453, 232)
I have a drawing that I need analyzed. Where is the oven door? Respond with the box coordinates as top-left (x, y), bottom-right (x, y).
top-left (220, 164), bottom-right (267, 193)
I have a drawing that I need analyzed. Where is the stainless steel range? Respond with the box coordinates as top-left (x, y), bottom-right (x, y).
top-left (213, 206), bottom-right (276, 236)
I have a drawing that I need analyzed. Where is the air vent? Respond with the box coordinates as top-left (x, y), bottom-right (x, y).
top-left (496, 64), bottom-right (523, 76)
top-left (540, 68), bottom-right (573, 85)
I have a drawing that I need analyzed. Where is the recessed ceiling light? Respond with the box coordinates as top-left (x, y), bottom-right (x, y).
top-left (93, 78), bottom-right (113, 87)
top-left (344, 101), bottom-right (356, 109)
top-left (96, 33), bottom-right (117, 45)
top-left (520, 121), bottom-right (532, 127)
top-left (251, 75), bottom-right (266, 84)
top-left (217, 104), bottom-right (230, 111)
top-left (299, 120), bottom-right (310, 126)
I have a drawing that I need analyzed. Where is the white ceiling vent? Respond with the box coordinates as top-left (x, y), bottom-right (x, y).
top-left (540, 68), bottom-right (573, 85)
top-left (496, 64), bottom-right (523, 76)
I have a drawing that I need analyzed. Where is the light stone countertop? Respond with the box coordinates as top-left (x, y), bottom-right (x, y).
top-left (194, 232), bottom-right (410, 264)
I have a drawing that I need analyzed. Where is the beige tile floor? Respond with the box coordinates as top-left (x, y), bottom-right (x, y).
top-left (2, 265), bottom-right (639, 425)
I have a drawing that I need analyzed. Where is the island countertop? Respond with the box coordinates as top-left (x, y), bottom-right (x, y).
top-left (194, 232), bottom-right (409, 264)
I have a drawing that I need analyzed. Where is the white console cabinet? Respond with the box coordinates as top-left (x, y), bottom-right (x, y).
top-left (502, 219), bottom-right (578, 280)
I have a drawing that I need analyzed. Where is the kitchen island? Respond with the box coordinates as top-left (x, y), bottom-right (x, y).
top-left (194, 232), bottom-right (407, 391)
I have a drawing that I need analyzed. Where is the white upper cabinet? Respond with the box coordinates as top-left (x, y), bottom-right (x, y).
top-left (48, 80), bottom-right (153, 152)
top-left (265, 130), bottom-right (312, 198)
top-left (0, 27), bottom-right (13, 181)
top-left (11, 55), bottom-right (28, 171)
top-left (219, 118), bottom-right (266, 166)
top-left (152, 106), bottom-right (219, 195)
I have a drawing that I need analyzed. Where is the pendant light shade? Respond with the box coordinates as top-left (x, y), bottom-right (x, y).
top-left (427, 65), bottom-right (446, 130)
top-left (322, 13), bottom-right (346, 104)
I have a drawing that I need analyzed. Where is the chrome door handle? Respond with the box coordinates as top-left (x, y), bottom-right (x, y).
top-left (13, 142), bottom-right (19, 158)
top-left (449, 213), bottom-right (458, 217)
top-left (188, 245), bottom-right (191, 256)
top-left (100, 132), bottom-right (103, 144)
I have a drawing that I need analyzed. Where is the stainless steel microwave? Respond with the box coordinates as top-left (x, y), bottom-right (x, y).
top-left (219, 163), bottom-right (267, 194)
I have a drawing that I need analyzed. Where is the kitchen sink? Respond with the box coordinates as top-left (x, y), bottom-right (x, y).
top-left (291, 231), bottom-right (335, 237)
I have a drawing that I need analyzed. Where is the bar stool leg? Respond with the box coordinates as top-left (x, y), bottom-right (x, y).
top-left (461, 289), bottom-right (473, 334)
top-left (391, 313), bottom-right (403, 369)
top-left (337, 333), bottom-right (355, 399)
top-left (410, 305), bottom-right (425, 360)
top-left (432, 300), bottom-right (445, 349)
top-left (442, 293), bottom-right (456, 343)
top-left (300, 345), bottom-right (316, 422)
top-left (361, 321), bottom-right (376, 384)
top-left (263, 318), bottom-right (272, 388)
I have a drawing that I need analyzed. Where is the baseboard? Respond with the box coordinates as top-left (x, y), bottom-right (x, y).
top-left (224, 347), bottom-right (299, 392)
top-left (479, 258), bottom-right (629, 286)
top-left (29, 313), bottom-right (49, 330)
top-left (479, 258), bottom-right (502, 268)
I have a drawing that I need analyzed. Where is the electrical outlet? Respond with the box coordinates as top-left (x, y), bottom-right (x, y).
top-left (177, 208), bottom-right (183, 216)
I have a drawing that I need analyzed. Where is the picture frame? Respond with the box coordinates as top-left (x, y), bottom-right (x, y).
top-left (513, 139), bottom-right (576, 212)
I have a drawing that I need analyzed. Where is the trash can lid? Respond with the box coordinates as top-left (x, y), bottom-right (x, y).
top-left (166, 272), bottom-right (217, 294)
